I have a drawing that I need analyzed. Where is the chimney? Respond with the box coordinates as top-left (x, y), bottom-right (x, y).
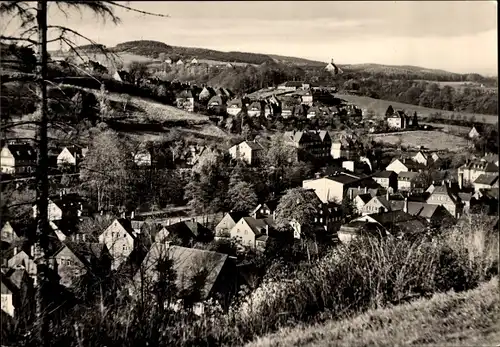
top-left (100, 210), bottom-right (104, 216)
top-left (265, 224), bottom-right (269, 235)
top-left (30, 245), bottom-right (34, 257)
top-left (331, 59), bottom-right (334, 64)
top-left (349, 189), bottom-right (353, 200)
top-left (13, 247), bottom-right (18, 255)
top-left (121, 211), bottom-right (126, 219)
top-left (364, 187), bottom-right (368, 194)
top-left (403, 198), bottom-right (408, 213)
top-left (459, 173), bottom-right (464, 190)
top-left (82, 234), bottom-right (86, 242)
top-left (131, 211), bottom-right (135, 220)
top-left (448, 180), bottom-right (452, 188)
top-left (59, 190), bottom-right (63, 199)
top-left (386, 190), bottom-right (390, 201)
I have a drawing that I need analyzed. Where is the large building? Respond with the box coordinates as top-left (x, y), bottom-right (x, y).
top-left (386, 110), bottom-right (418, 130)
top-left (284, 130), bottom-right (331, 160)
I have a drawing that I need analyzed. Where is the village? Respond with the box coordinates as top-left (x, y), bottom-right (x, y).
top-left (1, 75), bottom-right (498, 318)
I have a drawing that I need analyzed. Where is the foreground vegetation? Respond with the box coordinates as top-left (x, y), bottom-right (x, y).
top-left (2, 214), bottom-right (497, 347)
top-left (247, 277), bottom-right (499, 347)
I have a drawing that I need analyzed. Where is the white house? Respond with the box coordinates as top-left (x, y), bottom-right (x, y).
top-left (468, 126), bottom-right (481, 139)
top-left (57, 146), bottom-right (87, 167)
top-left (98, 219), bottom-right (136, 270)
top-left (1, 222), bottom-right (21, 244)
top-left (190, 58), bottom-right (198, 64)
top-left (32, 199), bottom-right (63, 221)
top-left (1, 280), bottom-right (14, 317)
top-left (228, 141), bottom-right (264, 165)
top-left (133, 148), bottom-right (152, 167)
top-left (1, 144), bottom-right (36, 174)
top-left (385, 158), bottom-right (424, 175)
top-left (303, 173), bottom-right (363, 204)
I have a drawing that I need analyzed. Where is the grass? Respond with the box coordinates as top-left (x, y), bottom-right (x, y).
top-left (369, 130), bottom-right (471, 151)
top-left (246, 277), bottom-right (499, 347)
top-left (336, 93), bottom-right (498, 124)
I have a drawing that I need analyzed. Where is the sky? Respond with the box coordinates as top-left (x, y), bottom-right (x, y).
top-left (2, 1), bottom-right (498, 75)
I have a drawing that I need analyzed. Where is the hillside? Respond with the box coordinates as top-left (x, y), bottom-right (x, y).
top-left (64, 40), bottom-right (495, 82)
top-left (336, 93), bottom-right (498, 124)
top-left (247, 277), bottom-right (499, 347)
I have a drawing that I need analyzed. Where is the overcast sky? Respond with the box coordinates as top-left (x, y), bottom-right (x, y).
top-left (3, 1), bottom-right (498, 75)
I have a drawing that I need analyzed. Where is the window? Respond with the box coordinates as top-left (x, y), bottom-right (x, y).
top-left (244, 230), bottom-right (248, 235)
top-left (122, 245), bottom-right (128, 252)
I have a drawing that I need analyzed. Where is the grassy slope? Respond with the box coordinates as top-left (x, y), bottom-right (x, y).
top-left (247, 278), bottom-right (499, 347)
top-left (369, 131), bottom-right (470, 151)
top-left (336, 93), bottom-right (498, 124)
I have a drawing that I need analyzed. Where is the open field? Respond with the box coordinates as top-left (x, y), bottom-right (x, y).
top-left (247, 277), bottom-right (499, 347)
top-left (414, 80), bottom-right (498, 91)
top-left (336, 93), bottom-right (498, 124)
top-left (370, 130), bottom-right (470, 151)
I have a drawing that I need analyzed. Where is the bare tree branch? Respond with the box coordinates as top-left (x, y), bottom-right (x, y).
top-left (104, 1), bottom-right (170, 18)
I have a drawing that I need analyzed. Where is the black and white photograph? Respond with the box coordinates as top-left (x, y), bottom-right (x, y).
top-left (0, 1), bottom-right (498, 346)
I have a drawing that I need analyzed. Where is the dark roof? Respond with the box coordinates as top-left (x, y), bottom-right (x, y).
top-left (372, 171), bottom-right (395, 178)
top-left (165, 220), bottom-right (211, 245)
top-left (4, 144), bottom-right (36, 161)
top-left (242, 140), bottom-right (264, 151)
top-left (227, 98), bottom-right (243, 107)
top-left (461, 160), bottom-right (498, 172)
top-left (176, 90), bottom-right (194, 99)
top-left (226, 212), bottom-right (249, 224)
top-left (207, 95), bottom-right (225, 106)
top-left (398, 171), bottom-right (420, 181)
top-left (356, 193), bottom-right (373, 204)
top-left (137, 245), bottom-right (229, 300)
top-left (473, 174), bottom-right (498, 186)
top-left (58, 242), bottom-right (108, 268)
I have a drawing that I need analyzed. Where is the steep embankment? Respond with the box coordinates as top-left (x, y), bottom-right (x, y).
top-left (247, 277), bottom-right (499, 347)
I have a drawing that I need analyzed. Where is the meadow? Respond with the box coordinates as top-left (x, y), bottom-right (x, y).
top-left (370, 130), bottom-right (471, 151)
top-left (336, 93), bottom-right (498, 124)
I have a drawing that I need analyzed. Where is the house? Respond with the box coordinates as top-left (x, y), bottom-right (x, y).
top-left (324, 59), bottom-right (343, 74)
top-left (190, 58), bottom-right (198, 64)
top-left (32, 193), bottom-right (85, 221)
top-left (338, 210), bottom-right (428, 243)
top-left (413, 151), bottom-right (431, 166)
top-left (331, 136), bottom-right (356, 160)
top-left (155, 220), bottom-right (212, 246)
top-left (7, 249), bottom-right (37, 280)
top-left (133, 148), bottom-right (152, 167)
top-left (468, 126), bottom-right (481, 139)
top-left (1, 222), bottom-right (22, 245)
top-left (426, 183), bottom-right (464, 218)
top-left (385, 158), bottom-right (425, 175)
top-left (277, 81), bottom-right (308, 92)
top-left (386, 199), bottom-right (454, 226)
top-left (397, 171), bottom-right (421, 191)
top-left (1, 143), bottom-right (37, 175)
top-left (199, 86), bottom-right (216, 102)
top-left (473, 175), bottom-right (499, 191)
top-left (133, 245), bottom-right (238, 312)
top-left (303, 172), bottom-right (368, 204)
top-left (176, 59), bottom-right (184, 66)
top-left (354, 193), bottom-right (373, 215)
top-left (207, 95), bottom-right (227, 113)
top-left (306, 106), bottom-right (321, 119)
top-left (386, 110), bottom-right (418, 129)
top-left (98, 219), bottom-right (137, 270)
top-left (164, 57), bottom-right (172, 64)
top-left (247, 101), bottom-right (263, 117)
top-left (215, 212), bottom-right (248, 238)
top-left (299, 90), bottom-right (314, 106)
top-left (371, 171), bottom-right (397, 191)
top-left (280, 104), bottom-right (294, 118)
top-left (176, 90), bottom-right (195, 112)
top-left (1, 277), bottom-right (15, 317)
top-left (57, 145), bottom-right (87, 167)
top-left (229, 217), bottom-right (274, 250)
top-left (112, 70), bottom-right (131, 83)
top-left (361, 193), bottom-right (394, 215)
top-left (227, 98), bottom-right (243, 116)
top-left (50, 242), bottom-right (111, 288)
top-left (229, 140), bottom-right (264, 166)
top-left (250, 198), bottom-right (280, 220)
top-left (481, 152), bottom-right (499, 167)
top-left (458, 160), bottom-right (498, 184)
top-left (284, 130), bottom-right (331, 160)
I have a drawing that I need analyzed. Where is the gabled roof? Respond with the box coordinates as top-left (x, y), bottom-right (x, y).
top-left (473, 174), bottom-right (499, 186)
top-left (3, 144), bottom-right (36, 161)
top-left (54, 242), bottom-right (108, 269)
top-left (241, 140), bottom-right (264, 151)
top-left (248, 101), bottom-right (262, 111)
top-left (429, 185), bottom-right (459, 203)
top-left (176, 90), bottom-right (194, 99)
top-left (318, 130), bottom-right (330, 142)
top-left (461, 160), bottom-right (498, 172)
top-left (356, 193), bottom-right (373, 204)
top-left (137, 244), bottom-right (229, 300)
top-left (283, 81), bottom-right (304, 87)
top-left (207, 95), bottom-right (225, 106)
top-left (240, 217), bottom-right (274, 236)
top-left (226, 211), bottom-right (248, 224)
top-left (3, 268), bottom-right (30, 290)
top-left (227, 98), bottom-right (243, 108)
top-left (107, 218), bottom-right (136, 239)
